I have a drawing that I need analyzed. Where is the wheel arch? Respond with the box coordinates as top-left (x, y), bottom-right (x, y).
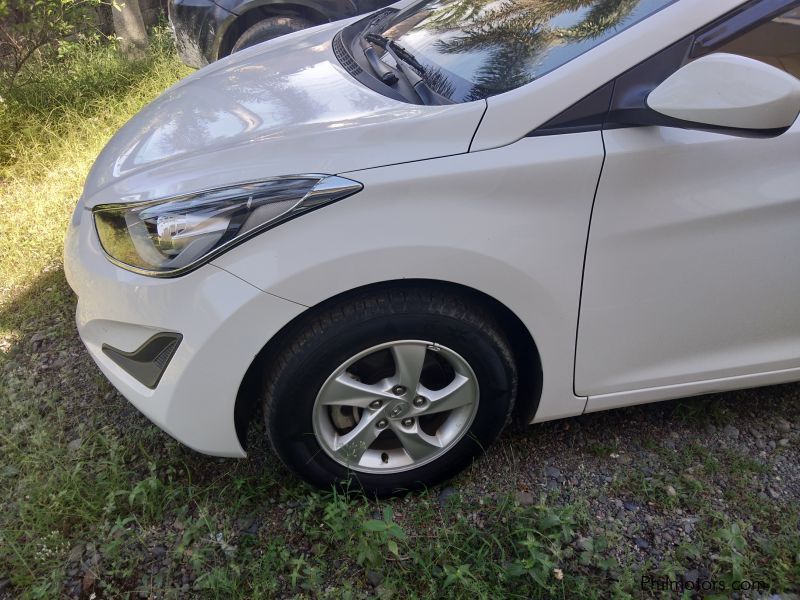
top-left (218, 0), bottom-right (352, 58)
top-left (234, 279), bottom-right (543, 450)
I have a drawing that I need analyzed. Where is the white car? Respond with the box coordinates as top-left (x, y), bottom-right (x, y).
top-left (65, 0), bottom-right (800, 495)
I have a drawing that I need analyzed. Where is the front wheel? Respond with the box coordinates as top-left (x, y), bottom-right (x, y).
top-left (261, 287), bottom-right (517, 496)
top-left (231, 16), bottom-right (314, 53)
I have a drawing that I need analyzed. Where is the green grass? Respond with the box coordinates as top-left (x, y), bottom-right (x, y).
top-left (1, 33), bottom-right (799, 598)
top-left (0, 28), bottom-right (190, 341)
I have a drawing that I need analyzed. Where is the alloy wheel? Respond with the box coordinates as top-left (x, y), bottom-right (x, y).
top-left (312, 340), bottom-right (480, 474)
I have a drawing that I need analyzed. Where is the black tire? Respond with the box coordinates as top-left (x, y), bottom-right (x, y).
top-left (261, 286), bottom-right (518, 496)
top-left (231, 16), bottom-right (314, 53)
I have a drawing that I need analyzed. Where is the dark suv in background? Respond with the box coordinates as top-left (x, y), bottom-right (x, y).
top-left (169, 0), bottom-right (394, 68)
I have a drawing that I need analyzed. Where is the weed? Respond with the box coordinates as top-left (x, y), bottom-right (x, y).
top-left (358, 506), bottom-right (407, 567)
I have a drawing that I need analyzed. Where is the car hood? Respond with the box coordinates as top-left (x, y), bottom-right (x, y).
top-left (82, 21), bottom-right (486, 207)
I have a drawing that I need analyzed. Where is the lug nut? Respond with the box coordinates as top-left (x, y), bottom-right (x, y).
top-left (369, 400), bottom-right (382, 409)
top-left (376, 419), bottom-right (388, 429)
top-left (392, 385), bottom-right (406, 396)
top-left (401, 417), bottom-right (415, 427)
top-left (413, 396), bottom-right (426, 407)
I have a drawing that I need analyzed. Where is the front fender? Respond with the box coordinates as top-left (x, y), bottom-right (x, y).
top-left (212, 134), bottom-right (605, 422)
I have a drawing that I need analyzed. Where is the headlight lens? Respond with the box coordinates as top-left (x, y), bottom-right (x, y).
top-left (93, 175), bottom-right (362, 277)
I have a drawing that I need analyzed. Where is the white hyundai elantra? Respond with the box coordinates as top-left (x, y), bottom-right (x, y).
top-left (65, 0), bottom-right (800, 495)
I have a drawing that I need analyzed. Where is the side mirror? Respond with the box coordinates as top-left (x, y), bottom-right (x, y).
top-left (647, 53), bottom-right (800, 134)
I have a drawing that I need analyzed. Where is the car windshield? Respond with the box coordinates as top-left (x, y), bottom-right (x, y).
top-left (373, 0), bottom-right (676, 102)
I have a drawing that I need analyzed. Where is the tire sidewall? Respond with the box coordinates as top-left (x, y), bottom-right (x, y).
top-left (232, 17), bottom-right (313, 53)
top-left (267, 312), bottom-right (514, 495)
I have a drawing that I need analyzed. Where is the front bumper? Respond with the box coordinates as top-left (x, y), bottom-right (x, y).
top-left (169, 0), bottom-right (237, 68)
top-left (64, 205), bottom-right (305, 457)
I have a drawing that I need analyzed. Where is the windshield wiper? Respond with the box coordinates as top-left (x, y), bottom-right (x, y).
top-left (356, 13), bottom-right (399, 84)
top-left (363, 33), bottom-right (451, 105)
top-left (358, 36), bottom-right (398, 85)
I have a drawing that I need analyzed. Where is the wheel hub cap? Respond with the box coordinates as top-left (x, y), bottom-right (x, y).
top-left (388, 401), bottom-right (410, 418)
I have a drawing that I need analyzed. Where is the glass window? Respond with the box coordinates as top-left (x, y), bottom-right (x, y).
top-left (371, 0), bottom-right (676, 102)
top-left (716, 6), bottom-right (800, 79)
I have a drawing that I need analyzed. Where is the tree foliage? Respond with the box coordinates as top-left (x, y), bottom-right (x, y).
top-left (0, 0), bottom-right (164, 93)
top-left (0, 0), bottom-right (108, 91)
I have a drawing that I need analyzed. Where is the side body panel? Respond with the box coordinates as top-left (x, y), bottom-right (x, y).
top-left (577, 119), bottom-right (800, 407)
top-left (214, 133), bottom-right (606, 422)
top-left (170, 0), bottom-right (238, 67)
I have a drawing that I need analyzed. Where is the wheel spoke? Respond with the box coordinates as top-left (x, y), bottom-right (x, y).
top-left (391, 343), bottom-right (428, 393)
top-left (313, 339), bottom-right (480, 474)
top-left (391, 423), bottom-right (442, 461)
top-left (334, 412), bottom-right (383, 464)
top-left (319, 373), bottom-right (394, 408)
top-left (422, 374), bottom-right (475, 415)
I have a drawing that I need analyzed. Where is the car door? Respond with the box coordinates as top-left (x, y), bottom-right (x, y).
top-left (577, 1), bottom-right (800, 409)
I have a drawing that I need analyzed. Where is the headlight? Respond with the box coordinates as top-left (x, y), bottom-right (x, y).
top-left (93, 175), bottom-right (362, 277)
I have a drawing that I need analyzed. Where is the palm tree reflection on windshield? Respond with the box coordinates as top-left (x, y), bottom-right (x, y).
top-left (425, 0), bottom-right (640, 100)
